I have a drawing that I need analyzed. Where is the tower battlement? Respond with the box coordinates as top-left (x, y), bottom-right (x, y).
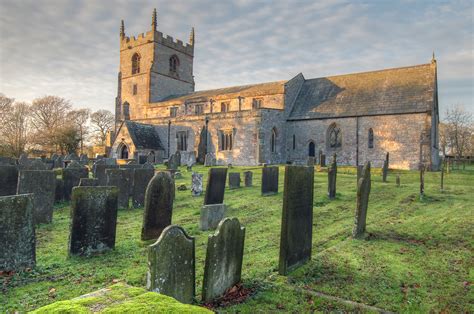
top-left (120, 30), bottom-right (194, 56)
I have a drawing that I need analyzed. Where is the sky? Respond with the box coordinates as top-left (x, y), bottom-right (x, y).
top-left (0, 0), bottom-right (473, 117)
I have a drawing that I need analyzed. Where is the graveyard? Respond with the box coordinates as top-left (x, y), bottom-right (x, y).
top-left (1, 163), bottom-right (472, 313)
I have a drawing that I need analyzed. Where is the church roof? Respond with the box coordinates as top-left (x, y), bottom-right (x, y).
top-left (288, 63), bottom-right (436, 120)
top-left (125, 121), bottom-right (164, 150)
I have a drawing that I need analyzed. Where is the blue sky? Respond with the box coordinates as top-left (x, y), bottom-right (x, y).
top-left (0, 0), bottom-right (472, 117)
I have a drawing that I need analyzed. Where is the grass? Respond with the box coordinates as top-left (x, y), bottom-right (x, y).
top-left (1, 164), bottom-right (473, 313)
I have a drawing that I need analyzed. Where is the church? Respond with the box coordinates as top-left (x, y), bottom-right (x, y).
top-left (110, 9), bottom-right (440, 170)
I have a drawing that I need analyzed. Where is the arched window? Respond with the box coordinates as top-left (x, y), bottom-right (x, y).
top-left (271, 128), bottom-right (277, 153)
top-left (327, 123), bottom-right (342, 148)
top-left (131, 53), bottom-right (140, 74)
top-left (169, 55), bottom-right (179, 73)
top-left (308, 141), bottom-right (315, 157)
top-left (120, 144), bottom-right (129, 159)
top-left (368, 128), bottom-right (374, 149)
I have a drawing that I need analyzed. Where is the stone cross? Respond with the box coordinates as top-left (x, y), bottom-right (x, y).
top-left (0, 165), bottom-right (18, 196)
top-left (147, 225), bottom-right (195, 304)
top-left (327, 153), bottom-right (337, 199)
top-left (202, 217), bottom-right (245, 302)
top-left (352, 161), bottom-right (371, 238)
top-left (191, 172), bottom-right (203, 196)
top-left (244, 171), bottom-right (253, 187)
top-left (133, 168), bottom-right (155, 208)
top-left (261, 166), bottom-right (279, 196)
top-left (204, 168), bottom-right (227, 205)
top-left (228, 172), bottom-right (241, 189)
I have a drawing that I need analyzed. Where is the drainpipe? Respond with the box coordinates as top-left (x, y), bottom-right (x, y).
top-left (167, 120), bottom-right (171, 158)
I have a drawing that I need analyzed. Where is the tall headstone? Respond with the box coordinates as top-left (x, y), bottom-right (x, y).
top-left (68, 186), bottom-right (119, 256)
top-left (167, 152), bottom-right (180, 170)
top-left (197, 125), bottom-right (208, 164)
top-left (202, 217), bottom-right (245, 302)
top-left (147, 225), bottom-right (195, 304)
top-left (228, 172), bottom-right (241, 189)
top-left (191, 173), bottom-right (203, 196)
top-left (0, 165), bottom-right (18, 196)
top-left (17, 170), bottom-right (56, 224)
top-left (319, 153), bottom-right (326, 167)
top-left (261, 166), bottom-right (279, 196)
top-left (279, 166), bottom-right (314, 275)
top-left (204, 168), bottom-right (227, 205)
top-left (382, 152), bottom-right (389, 183)
top-left (327, 153), bottom-right (337, 199)
top-left (133, 168), bottom-right (155, 208)
top-left (94, 164), bottom-right (119, 186)
top-left (141, 172), bottom-right (175, 240)
top-left (352, 162), bottom-right (371, 238)
top-left (63, 161), bottom-right (89, 201)
top-left (79, 178), bottom-right (99, 186)
top-left (106, 168), bottom-right (131, 209)
top-left (244, 171), bottom-right (253, 187)
top-left (0, 194), bottom-right (35, 271)
top-left (200, 204), bottom-right (226, 231)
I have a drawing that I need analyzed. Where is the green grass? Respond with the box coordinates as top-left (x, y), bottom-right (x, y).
top-left (1, 165), bottom-right (473, 313)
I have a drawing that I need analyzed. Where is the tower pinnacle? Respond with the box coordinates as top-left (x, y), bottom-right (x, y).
top-left (120, 20), bottom-right (125, 39)
top-left (152, 8), bottom-right (157, 31)
top-left (189, 27), bottom-right (195, 45)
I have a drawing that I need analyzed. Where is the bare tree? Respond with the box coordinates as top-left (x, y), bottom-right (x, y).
top-left (443, 105), bottom-right (473, 158)
top-left (0, 102), bottom-right (31, 157)
top-left (67, 108), bottom-right (90, 154)
top-left (0, 93), bottom-right (14, 120)
top-left (90, 109), bottom-right (114, 146)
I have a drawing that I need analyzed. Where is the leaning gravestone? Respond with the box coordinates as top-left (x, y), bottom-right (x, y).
top-left (202, 217), bottom-right (245, 302)
top-left (200, 204), bottom-right (225, 231)
top-left (228, 172), bottom-right (241, 189)
top-left (352, 162), bottom-right (371, 238)
top-left (0, 165), bottom-right (18, 196)
top-left (191, 173), bottom-right (203, 196)
top-left (382, 152), bottom-right (389, 182)
top-left (69, 186), bottom-right (118, 256)
top-left (133, 168), bottom-right (155, 208)
top-left (79, 178), bottom-right (99, 186)
top-left (63, 161), bottom-right (89, 201)
top-left (94, 164), bottom-right (119, 186)
top-left (106, 169), bottom-right (131, 209)
top-left (147, 225), bottom-right (195, 304)
top-left (244, 171), bottom-right (253, 187)
top-left (0, 194), bottom-right (36, 271)
top-left (141, 172), bottom-right (175, 240)
top-left (17, 170), bottom-right (56, 224)
top-left (261, 166), bottom-right (279, 196)
top-left (279, 165), bottom-right (314, 275)
top-left (327, 153), bottom-right (337, 199)
top-left (204, 168), bottom-right (227, 205)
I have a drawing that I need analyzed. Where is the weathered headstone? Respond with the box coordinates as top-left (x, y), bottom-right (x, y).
top-left (191, 173), bottom-right (203, 196)
top-left (106, 169), bottom-right (131, 209)
top-left (63, 161), bottom-right (89, 201)
top-left (55, 178), bottom-right (64, 202)
top-left (17, 170), bottom-right (56, 224)
top-left (204, 153), bottom-right (216, 167)
top-left (147, 225), bottom-right (195, 304)
top-left (141, 172), bottom-right (175, 240)
top-left (132, 168), bottom-right (155, 208)
top-left (53, 155), bottom-right (64, 168)
top-left (79, 154), bottom-right (89, 166)
top-left (352, 162), bottom-right (371, 238)
top-left (200, 204), bottom-right (226, 231)
top-left (118, 167), bottom-right (135, 196)
top-left (68, 186), bottom-right (119, 256)
top-left (18, 153), bottom-right (30, 168)
top-left (79, 178), bottom-right (99, 186)
top-left (261, 166), bottom-right (279, 196)
top-left (228, 172), bottom-right (241, 189)
top-left (0, 194), bottom-right (35, 271)
top-left (104, 158), bottom-right (117, 166)
top-left (167, 152), bottom-right (180, 170)
top-left (28, 159), bottom-right (47, 170)
top-left (197, 125), bottom-right (208, 164)
top-left (382, 152), bottom-right (389, 183)
top-left (147, 151), bottom-right (155, 163)
top-left (204, 168), bottom-right (227, 205)
top-left (202, 217), bottom-right (245, 302)
top-left (327, 153), bottom-right (337, 199)
top-left (244, 171), bottom-right (253, 187)
top-left (0, 165), bottom-right (18, 196)
top-left (94, 164), bottom-right (119, 186)
top-left (175, 150), bottom-right (181, 167)
top-left (279, 165), bottom-right (314, 275)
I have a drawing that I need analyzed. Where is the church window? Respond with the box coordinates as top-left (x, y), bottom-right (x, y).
top-left (368, 128), bottom-right (374, 149)
top-left (132, 84), bottom-right (138, 95)
top-left (327, 123), bottom-right (342, 148)
top-left (221, 102), bottom-right (230, 113)
top-left (119, 144), bottom-right (129, 159)
top-left (177, 131), bottom-right (187, 151)
top-left (292, 134), bottom-right (296, 150)
top-left (131, 53), bottom-right (140, 74)
top-left (252, 98), bottom-right (263, 109)
top-left (220, 130), bottom-right (233, 151)
top-left (170, 107), bottom-right (178, 117)
top-left (271, 128), bottom-right (277, 153)
top-left (195, 104), bottom-right (203, 115)
top-left (169, 55), bottom-right (179, 73)
top-left (308, 141), bottom-right (316, 157)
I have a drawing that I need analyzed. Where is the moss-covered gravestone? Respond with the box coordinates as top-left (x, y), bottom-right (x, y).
top-left (106, 168), bottom-right (131, 209)
top-left (244, 171), bottom-right (253, 187)
top-left (228, 172), bottom-right (241, 189)
top-left (202, 217), bottom-right (245, 302)
top-left (133, 168), bottom-right (155, 208)
top-left (0, 194), bottom-right (35, 271)
top-left (79, 178), bottom-right (99, 186)
top-left (141, 172), bottom-right (174, 240)
top-left (68, 186), bottom-right (119, 256)
top-left (63, 161), bottom-right (89, 201)
top-left (17, 170), bottom-right (56, 224)
top-left (327, 153), bottom-right (337, 199)
top-left (191, 172), bottom-right (203, 196)
top-left (94, 164), bottom-right (118, 186)
top-left (261, 166), bottom-right (279, 196)
top-left (204, 168), bottom-right (227, 205)
top-left (147, 225), bottom-right (195, 304)
top-left (279, 166), bottom-right (314, 275)
top-left (200, 204), bottom-right (226, 231)
top-left (0, 165), bottom-right (18, 196)
top-left (352, 161), bottom-right (371, 238)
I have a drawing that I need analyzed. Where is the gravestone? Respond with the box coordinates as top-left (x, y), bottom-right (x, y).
top-left (141, 172), bottom-right (175, 240)
top-left (28, 159), bottom-right (47, 170)
top-left (63, 161), bottom-right (89, 201)
top-left (191, 173), bottom-right (203, 196)
top-left (0, 194), bottom-right (35, 271)
top-left (279, 165), bottom-right (314, 275)
top-left (106, 169), bottom-right (131, 209)
top-left (0, 156), bottom-right (16, 165)
top-left (94, 164), bottom-right (119, 186)
top-left (147, 151), bottom-right (155, 163)
top-left (143, 161), bottom-right (155, 170)
top-left (261, 166), bottom-right (279, 196)
top-left (175, 150), bottom-right (181, 167)
top-left (200, 204), bottom-right (226, 231)
top-left (307, 157), bottom-right (316, 166)
top-left (396, 175), bottom-right (400, 187)
top-left (352, 162), bottom-right (371, 238)
top-left (79, 178), bottom-right (99, 186)
top-left (319, 153), bottom-right (326, 167)
top-left (65, 153), bottom-right (79, 161)
top-left (0, 165), bottom-right (18, 196)
top-left (204, 153), bottom-right (216, 167)
top-left (68, 186), bottom-right (118, 256)
top-left (167, 153), bottom-right (180, 170)
top-left (357, 165), bottom-right (363, 182)
top-left (197, 125), bottom-right (208, 164)
top-left (79, 154), bottom-right (89, 166)
top-left (104, 158), bottom-right (117, 166)
top-left (202, 217), bottom-right (245, 302)
top-left (420, 165), bottom-right (425, 200)
top-left (147, 225), bottom-right (195, 304)
top-left (132, 168), bottom-right (155, 208)
top-left (53, 155), bottom-right (64, 168)
top-left (118, 167), bottom-right (135, 196)
top-left (327, 154), bottom-right (337, 199)
top-left (228, 172), bottom-right (241, 189)
top-left (204, 168), bottom-right (227, 205)
top-left (244, 171), bottom-right (253, 187)
top-left (55, 178), bottom-right (64, 202)
top-left (17, 170), bottom-right (56, 224)
top-left (18, 153), bottom-right (30, 168)
top-left (382, 152), bottom-right (389, 182)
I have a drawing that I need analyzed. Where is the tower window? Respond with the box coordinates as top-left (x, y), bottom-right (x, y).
top-left (177, 131), bottom-right (187, 151)
top-left (195, 104), bottom-right (203, 115)
top-left (132, 84), bottom-right (138, 95)
top-left (169, 55), bottom-right (179, 73)
top-left (368, 128), bottom-right (374, 149)
top-left (170, 107), bottom-right (178, 117)
top-left (131, 53), bottom-right (140, 74)
top-left (220, 130), bottom-right (233, 151)
top-left (221, 102), bottom-right (230, 113)
top-left (252, 98), bottom-right (263, 109)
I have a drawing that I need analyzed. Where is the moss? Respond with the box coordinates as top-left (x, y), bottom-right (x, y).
top-left (29, 301), bottom-right (90, 314)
